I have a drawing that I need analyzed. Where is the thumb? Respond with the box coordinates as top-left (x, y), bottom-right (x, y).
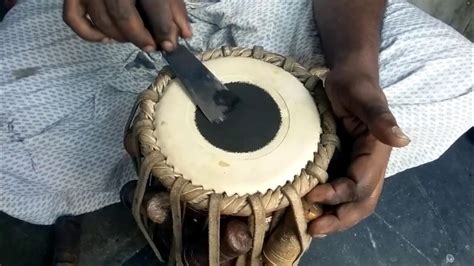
top-left (359, 100), bottom-right (411, 148)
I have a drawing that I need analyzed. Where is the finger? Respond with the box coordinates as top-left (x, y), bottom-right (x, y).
top-left (307, 134), bottom-right (388, 236)
top-left (305, 178), bottom-right (358, 205)
top-left (349, 133), bottom-right (390, 175)
top-left (85, 0), bottom-right (125, 42)
top-left (105, 0), bottom-right (156, 51)
top-left (308, 213), bottom-right (343, 236)
top-left (352, 88), bottom-right (410, 148)
top-left (171, 0), bottom-right (192, 39)
top-left (63, 0), bottom-right (108, 42)
top-left (344, 133), bottom-right (390, 199)
top-left (307, 201), bottom-right (371, 235)
top-left (161, 23), bottom-right (179, 52)
top-left (364, 101), bottom-right (410, 148)
top-left (306, 133), bottom-right (389, 206)
top-left (140, 0), bottom-right (179, 51)
top-left (308, 178), bottom-right (383, 236)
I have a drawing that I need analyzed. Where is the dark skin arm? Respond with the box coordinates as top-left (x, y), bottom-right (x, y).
top-left (314, 0), bottom-right (384, 76)
top-left (306, 0), bottom-right (411, 237)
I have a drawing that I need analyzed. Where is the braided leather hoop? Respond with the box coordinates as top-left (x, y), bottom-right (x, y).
top-left (129, 46), bottom-right (339, 264)
top-left (131, 46), bottom-right (338, 216)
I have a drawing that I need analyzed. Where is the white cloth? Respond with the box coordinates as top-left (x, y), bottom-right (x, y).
top-left (0, 0), bottom-right (472, 225)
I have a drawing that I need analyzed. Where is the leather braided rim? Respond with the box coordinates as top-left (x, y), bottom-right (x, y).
top-left (132, 46), bottom-right (339, 217)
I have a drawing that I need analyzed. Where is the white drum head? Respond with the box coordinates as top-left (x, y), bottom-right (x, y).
top-left (154, 57), bottom-right (321, 195)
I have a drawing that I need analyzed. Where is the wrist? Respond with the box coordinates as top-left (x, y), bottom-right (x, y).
top-left (330, 49), bottom-right (380, 82)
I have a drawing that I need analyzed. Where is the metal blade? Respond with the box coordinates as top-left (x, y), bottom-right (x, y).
top-left (162, 44), bottom-right (239, 123)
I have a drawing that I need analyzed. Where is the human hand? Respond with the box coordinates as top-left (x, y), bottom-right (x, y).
top-left (305, 64), bottom-right (411, 237)
top-left (63, 0), bottom-right (192, 52)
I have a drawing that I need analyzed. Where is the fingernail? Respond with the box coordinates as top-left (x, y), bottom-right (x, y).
top-left (392, 126), bottom-right (410, 142)
top-left (143, 45), bottom-right (155, 53)
top-left (313, 234), bottom-right (327, 239)
top-left (101, 37), bottom-right (112, 44)
top-left (161, 41), bottom-right (174, 52)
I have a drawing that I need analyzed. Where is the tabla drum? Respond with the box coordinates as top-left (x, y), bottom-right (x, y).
top-left (126, 46), bottom-right (339, 266)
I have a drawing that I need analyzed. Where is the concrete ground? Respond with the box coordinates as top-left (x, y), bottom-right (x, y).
top-left (1, 128), bottom-right (473, 265)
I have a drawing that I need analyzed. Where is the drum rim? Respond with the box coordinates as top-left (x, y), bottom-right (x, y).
top-left (130, 46), bottom-right (339, 217)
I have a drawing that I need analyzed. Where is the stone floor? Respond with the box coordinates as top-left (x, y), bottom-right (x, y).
top-left (1, 128), bottom-right (472, 266)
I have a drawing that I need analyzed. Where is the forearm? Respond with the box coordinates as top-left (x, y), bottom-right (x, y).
top-left (312, 0), bottom-right (386, 79)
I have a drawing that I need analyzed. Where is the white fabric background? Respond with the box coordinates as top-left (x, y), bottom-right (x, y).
top-left (0, 0), bottom-right (472, 224)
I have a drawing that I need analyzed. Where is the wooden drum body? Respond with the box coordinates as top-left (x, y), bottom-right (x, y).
top-left (126, 46), bottom-right (339, 266)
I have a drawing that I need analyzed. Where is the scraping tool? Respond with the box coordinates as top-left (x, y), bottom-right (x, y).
top-left (162, 44), bottom-right (239, 123)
